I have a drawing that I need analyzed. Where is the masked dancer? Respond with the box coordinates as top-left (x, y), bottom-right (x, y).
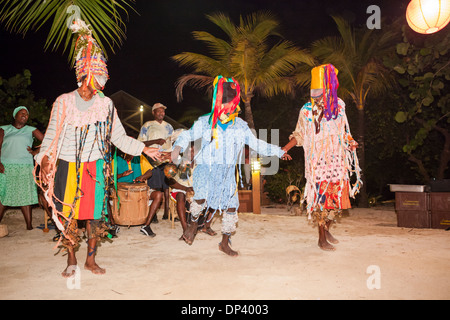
top-left (34, 18), bottom-right (160, 277)
top-left (282, 64), bottom-right (362, 251)
top-left (172, 75), bottom-right (287, 256)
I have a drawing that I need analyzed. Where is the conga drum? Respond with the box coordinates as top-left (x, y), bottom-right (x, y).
top-left (111, 182), bottom-right (149, 226)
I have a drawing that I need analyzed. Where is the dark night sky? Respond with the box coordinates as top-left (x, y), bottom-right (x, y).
top-left (0, 0), bottom-right (405, 120)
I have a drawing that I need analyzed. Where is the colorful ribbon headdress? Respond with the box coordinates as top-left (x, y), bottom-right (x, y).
top-left (310, 64), bottom-right (339, 121)
top-left (209, 75), bottom-right (241, 129)
top-left (68, 9), bottom-right (109, 96)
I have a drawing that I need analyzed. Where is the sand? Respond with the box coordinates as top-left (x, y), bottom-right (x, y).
top-left (0, 204), bottom-right (449, 300)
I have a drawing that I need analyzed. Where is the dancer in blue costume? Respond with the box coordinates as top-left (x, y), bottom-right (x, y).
top-left (171, 75), bottom-right (288, 256)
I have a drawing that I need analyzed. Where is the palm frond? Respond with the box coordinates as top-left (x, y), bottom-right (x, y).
top-left (192, 31), bottom-right (231, 59)
top-left (172, 10), bottom-right (314, 125)
top-left (311, 14), bottom-right (399, 105)
top-left (239, 11), bottom-right (281, 40)
top-left (331, 15), bottom-right (356, 54)
top-left (172, 52), bottom-right (227, 75)
top-left (205, 12), bottom-right (237, 39)
top-left (174, 74), bottom-right (214, 102)
top-left (0, 0), bottom-right (136, 62)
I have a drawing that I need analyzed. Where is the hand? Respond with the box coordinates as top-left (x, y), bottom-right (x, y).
top-left (134, 169), bottom-right (152, 182)
top-left (281, 147), bottom-right (292, 160)
top-left (143, 147), bottom-right (161, 161)
top-left (171, 146), bottom-right (182, 164)
top-left (349, 140), bottom-right (358, 151)
top-left (40, 156), bottom-right (54, 185)
top-left (119, 169), bottom-right (133, 179)
top-left (281, 152), bottom-right (292, 161)
top-left (161, 152), bottom-right (172, 162)
top-left (27, 146), bottom-right (40, 156)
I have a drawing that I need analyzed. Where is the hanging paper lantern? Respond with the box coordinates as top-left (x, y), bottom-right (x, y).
top-left (406, 0), bottom-right (450, 34)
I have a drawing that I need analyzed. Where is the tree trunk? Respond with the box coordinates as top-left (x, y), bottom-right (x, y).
top-left (413, 117), bottom-right (450, 180)
top-left (356, 107), bottom-right (369, 208)
top-left (243, 98), bottom-right (255, 130)
top-left (435, 127), bottom-right (450, 180)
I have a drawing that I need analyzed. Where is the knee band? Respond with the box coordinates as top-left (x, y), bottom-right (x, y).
top-left (221, 211), bottom-right (238, 235)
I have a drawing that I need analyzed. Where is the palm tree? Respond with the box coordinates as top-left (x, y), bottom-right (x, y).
top-left (172, 11), bottom-right (315, 129)
top-left (309, 15), bottom-right (399, 207)
top-left (0, 0), bottom-right (136, 62)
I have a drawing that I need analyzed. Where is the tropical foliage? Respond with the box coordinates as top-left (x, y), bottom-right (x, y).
top-left (0, 69), bottom-right (49, 132)
top-left (172, 11), bottom-right (315, 129)
top-left (384, 26), bottom-right (450, 181)
top-left (0, 0), bottom-right (136, 63)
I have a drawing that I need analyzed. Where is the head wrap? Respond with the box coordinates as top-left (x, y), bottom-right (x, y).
top-left (13, 106), bottom-right (29, 118)
top-left (209, 75), bottom-right (241, 130)
top-left (69, 18), bottom-right (109, 96)
top-left (310, 64), bottom-right (339, 121)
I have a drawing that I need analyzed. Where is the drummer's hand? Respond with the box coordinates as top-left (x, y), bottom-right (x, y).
top-left (143, 147), bottom-right (161, 161)
top-left (161, 152), bottom-right (171, 162)
top-left (134, 169), bottom-right (152, 182)
top-left (119, 170), bottom-right (133, 178)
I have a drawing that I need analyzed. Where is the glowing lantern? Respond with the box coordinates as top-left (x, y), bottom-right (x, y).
top-left (406, 0), bottom-right (450, 34)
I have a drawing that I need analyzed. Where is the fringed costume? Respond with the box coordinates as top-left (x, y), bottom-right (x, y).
top-left (289, 64), bottom-right (362, 227)
top-left (34, 18), bottom-right (145, 250)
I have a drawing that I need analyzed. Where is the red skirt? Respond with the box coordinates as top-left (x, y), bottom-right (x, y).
top-left (316, 180), bottom-right (351, 210)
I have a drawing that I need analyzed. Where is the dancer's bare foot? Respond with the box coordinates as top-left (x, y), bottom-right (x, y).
top-left (219, 242), bottom-right (238, 257)
top-left (318, 225), bottom-right (336, 251)
top-left (182, 222), bottom-right (198, 245)
top-left (219, 236), bottom-right (238, 257)
top-left (200, 227), bottom-right (217, 236)
top-left (84, 262), bottom-right (106, 275)
top-left (318, 239), bottom-right (336, 251)
top-left (61, 265), bottom-right (78, 278)
top-left (325, 230), bottom-right (339, 244)
top-left (325, 221), bottom-right (339, 244)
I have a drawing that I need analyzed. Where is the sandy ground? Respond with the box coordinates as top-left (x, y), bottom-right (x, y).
top-left (0, 203), bottom-right (449, 301)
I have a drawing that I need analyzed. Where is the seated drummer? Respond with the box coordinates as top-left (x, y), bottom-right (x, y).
top-left (116, 153), bottom-right (143, 182)
top-left (138, 103), bottom-right (174, 222)
top-left (112, 152), bottom-right (162, 237)
top-left (134, 169), bottom-right (163, 238)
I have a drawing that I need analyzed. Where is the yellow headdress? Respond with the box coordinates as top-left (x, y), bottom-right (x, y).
top-left (310, 64), bottom-right (339, 121)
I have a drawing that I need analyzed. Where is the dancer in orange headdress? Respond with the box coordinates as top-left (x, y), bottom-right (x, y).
top-left (34, 17), bottom-right (161, 277)
top-left (282, 64), bottom-right (362, 251)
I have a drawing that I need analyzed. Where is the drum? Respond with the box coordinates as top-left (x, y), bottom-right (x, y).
top-left (111, 182), bottom-right (149, 226)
